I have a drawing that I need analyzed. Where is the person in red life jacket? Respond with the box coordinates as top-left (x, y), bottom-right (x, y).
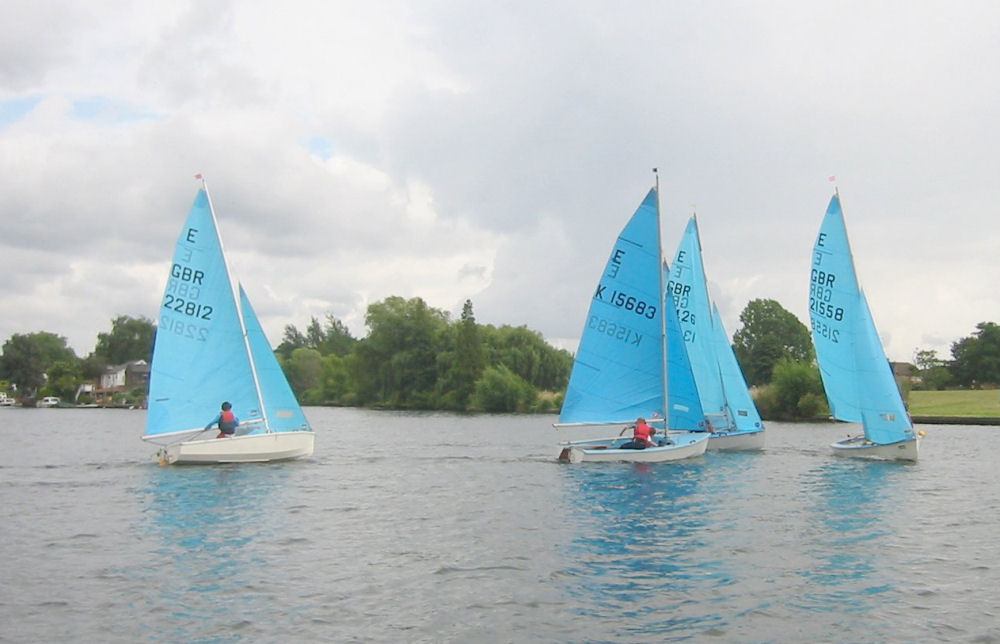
top-left (619, 416), bottom-right (656, 449)
top-left (205, 401), bottom-right (239, 438)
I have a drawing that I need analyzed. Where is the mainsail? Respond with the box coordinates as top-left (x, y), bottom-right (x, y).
top-left (144, 188), bottom-right (310, 441)
top-left (668, 216), bottom-right (728, 422)
top-left (809, 193), bottom-right (911, 444)
top-left (145, 189), bottom-right (261, 438)
top-left (558, 188), bottom-right (705, 429)
top-left (559, 189), bottom-right (665, 424)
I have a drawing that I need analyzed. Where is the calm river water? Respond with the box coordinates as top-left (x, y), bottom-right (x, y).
top-left (0, 407), bottom-right (997, 642)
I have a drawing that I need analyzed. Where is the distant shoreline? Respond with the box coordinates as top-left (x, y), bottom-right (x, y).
top-left (912, 416), bottom-right (1000, 426)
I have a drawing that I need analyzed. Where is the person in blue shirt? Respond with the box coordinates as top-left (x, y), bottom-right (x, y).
top-left (205, 401), bottom-right (239, 438)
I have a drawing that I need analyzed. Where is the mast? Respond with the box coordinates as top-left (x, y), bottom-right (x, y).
top-left (654, 168), bottom-right (669, 431)
top-left (202, 178), bottom-right (271, 433)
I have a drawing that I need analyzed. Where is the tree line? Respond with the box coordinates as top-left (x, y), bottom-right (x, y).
top-left (1, 296), bottom-right (997, 417)
top-left (272, 296), bottom-right (572, 412)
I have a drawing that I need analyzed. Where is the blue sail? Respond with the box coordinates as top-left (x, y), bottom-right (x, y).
top-left (667, 216), bottom-right (727, 420)
top-left (711, 303), bottom-right (763, 431)
top-left (239, 284), bottom-right (312, 434)
top-left (559, 189), bottom-right (667, 424)
top-left (809, 194), bottom-right (912, 444)
top-left (664, 261), bottom-right (707, 431)
top-left (145, 189), bottom-right (261, 438)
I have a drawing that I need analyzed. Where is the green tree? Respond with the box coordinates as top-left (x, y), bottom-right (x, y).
top-left (45, 360), bottom-right (82, 400)
top-left (754, 358), bottom-right (828, 421)
top-left (950, 322), bottom-right (1000, 387)
top-left (276, 324), bottom-right (308, 360)
top-left (353, 296), bottom-right (449, 407)
top-left (913, 348), bottom-right (952, 391)
top-left (319, 353), bottom-right (355, 405)
top-left (437, 299), bottom-right (485, 410)
top-left (0, 332), bottom-right (78, 397)
top-left (470, 364), bottom-right (538, 412)
top-left (315, 315), bottom-right (356, 357)
top-left (281, 348), bottom-right (324, 403)
top-left (482, 325), bottom-right (572, 392)
top-left (277, 315), bottom-right (355, 359)
top-left (733, 299), bottom-right (813, 386)
top-left (93, 315), bottom-right (155, 365)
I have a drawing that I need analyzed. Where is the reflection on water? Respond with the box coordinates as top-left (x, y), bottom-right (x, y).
top-left (552, 450), bottom-right (918, 642)
top-left (557, 461), bottom-right (728, 638)
top-left (137, 465), bottom-right (293, 641)
top-left (796, 459), bottom-right (907, 616)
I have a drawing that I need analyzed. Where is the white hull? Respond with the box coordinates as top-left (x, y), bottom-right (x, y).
top-left (558, 431), bottom-right (709, 463)
top-left (830, 435), bottom-right (919, 462)
top-left (706, 428), bottom-right (765, 451)
top-left (160, 431), bottom-right (314, 465)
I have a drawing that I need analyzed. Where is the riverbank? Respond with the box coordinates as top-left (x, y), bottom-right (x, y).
top-left (908, 389), bottom-right (1000, 425)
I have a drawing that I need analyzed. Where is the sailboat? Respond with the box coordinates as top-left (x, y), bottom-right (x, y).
top-left (667, 216), bottom-right (765, 450)
top-left (555, 186), bottom-right (710, 463)
top-left (809, 192), bottom-right (918, 461)
top-left (142, 181), bottom-right (315, 464)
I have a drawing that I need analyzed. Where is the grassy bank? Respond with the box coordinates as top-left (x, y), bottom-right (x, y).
top-left (907, 389), bottom-right (1000, 418)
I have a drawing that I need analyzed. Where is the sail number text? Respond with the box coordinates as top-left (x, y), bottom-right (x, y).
top-left (811, 319), bottom-right (840, 343)
top-left (588, 315), bottom-right (643, 346)
top-left (160, 314), bottom-right (209, 342)
top-left (163, 262), bottom-right (213, 320)
top-left (809, 269), bottom-right (843, 322)
top-left (594, 285), bottom-right (657, 319)
top-left (162, 295), bottom-right (213, 320)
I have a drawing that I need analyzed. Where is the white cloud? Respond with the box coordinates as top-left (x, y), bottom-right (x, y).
top-left (0, 0), bottom-right (997, 364)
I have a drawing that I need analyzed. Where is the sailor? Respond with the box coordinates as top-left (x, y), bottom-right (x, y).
top-left (619, 417), bottom-right (656, 449)
top-left (205, 401), bottom-right (239, 438)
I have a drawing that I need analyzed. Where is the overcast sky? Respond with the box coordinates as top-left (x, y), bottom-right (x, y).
top-left (1, 1), bottom-right (997, 363)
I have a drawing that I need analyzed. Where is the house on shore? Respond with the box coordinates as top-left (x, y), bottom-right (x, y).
top-left (96, 360), bottom-right (150, 407)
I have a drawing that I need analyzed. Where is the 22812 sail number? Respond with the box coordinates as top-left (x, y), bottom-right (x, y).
top-left (162, 294), bottom-right (213, 320)
top-left (160, 314), bottom-right (209, 342)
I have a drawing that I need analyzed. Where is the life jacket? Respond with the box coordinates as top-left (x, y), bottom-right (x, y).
top-left (219, 410), bottom-right (237, 431)
top-left (633, 422), bottom-right (653, 445)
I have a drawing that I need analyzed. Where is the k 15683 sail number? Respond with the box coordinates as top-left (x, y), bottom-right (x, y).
top-left (594, 285), bottom-right (656, 319)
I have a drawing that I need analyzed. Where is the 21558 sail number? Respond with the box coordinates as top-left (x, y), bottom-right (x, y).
top-left (162, 294), bottom-right (213, 320)
top-left (811, 318), bottom-right (840, 343)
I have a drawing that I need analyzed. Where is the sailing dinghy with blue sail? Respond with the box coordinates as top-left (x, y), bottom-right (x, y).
top-left (142, 182), bottom-right (314, 464)
top-left (555, 186), bottom-right (709, 463)
top-left (668, 216), bottom-right (765, 450)
top-left (809, 192), bottom-right (918, 461)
